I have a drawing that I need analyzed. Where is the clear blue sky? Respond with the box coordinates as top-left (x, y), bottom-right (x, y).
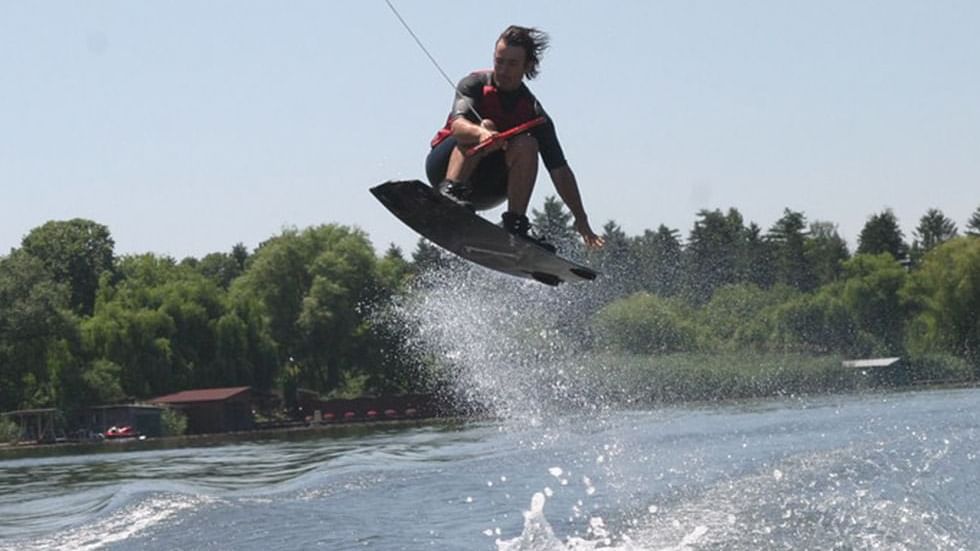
top-left (3, 1), bottom-right (978, 259)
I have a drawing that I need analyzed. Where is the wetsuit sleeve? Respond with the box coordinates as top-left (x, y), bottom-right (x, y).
top-left (450, 74), bottom-right (484, 124)
top-left (531, 101), bottom-right (568, 171)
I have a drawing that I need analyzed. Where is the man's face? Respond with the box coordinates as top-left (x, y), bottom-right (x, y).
top-left (493, 40), bottom-right (528, 91)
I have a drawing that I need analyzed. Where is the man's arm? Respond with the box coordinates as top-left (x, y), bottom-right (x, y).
top-left (450, 116), bottom-right (498, 146)
top-left (549, 165), bottom-right (604, 248)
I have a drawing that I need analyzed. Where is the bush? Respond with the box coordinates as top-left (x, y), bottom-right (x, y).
top-left (0, 417), bottom-right (20, 443)
top-left (905, 353), bottom-right (973, 384)
top-left (593, 293), bottom-right (697, 354)
top-left (160, 408), bottom-right (188, 436)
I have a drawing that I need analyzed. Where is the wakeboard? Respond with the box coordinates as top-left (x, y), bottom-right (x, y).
top-left (371, 180), bottom-right (598, 286)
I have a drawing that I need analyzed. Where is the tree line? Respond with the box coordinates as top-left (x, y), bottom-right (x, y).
top-left (562, 202), bottom-right (980, 382)
top-left (1, 202), bottom-right (979, 416)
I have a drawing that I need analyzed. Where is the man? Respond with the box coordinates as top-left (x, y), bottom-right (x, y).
top-left (425, 25), bottom-right (604, 249)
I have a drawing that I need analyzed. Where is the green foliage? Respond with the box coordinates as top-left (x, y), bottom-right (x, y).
top-left (684, 209), bottom-right (746, 302)
top-left (857, 209), bottom-right (907, 260)
top-left (767, 209), bottom-right (814, 291)
top-left (805, 221), bottom-right (850, 287)
top-left (903, 237), bottom-right (980, 367)
top-left (768, 289), bottom-right (864, 355)
top-left (696, 283), bottom-right (797, 351)
top-left (594, 293), bottom-right (697, 354)
top-left (410, 238), bottom-right (449, 274)
top-left (234, 225), bottom-right (382, 393)
top-left (593, 221), bottom-right (634, 285)
top-left (905, 353), bottom-right (972, 384)
top-left (0, 251), bottom-right (78, 411)
top-left (840, 253), bottom-right (908, 353)
top-left (531, 196), bottom-right (578, 253)
top-left (377, 245), bottom-right (412, 292)
top-left (965, 205), bottom-right (980, 237)
top-left (0, 417), bottom-right (20, 443)
top-left (20, 219), bottom-right (115, 317)
top-left (911, 208), bottom-right (958, 266)
top-left (80, 360), bottom-right (127, 405)
top-left (160, 408), bottom-right (188, 437)
top-left (631, 225), bottom-right (684, 297)
top-left (913, 208), bottom-right (958, 251)
top-left (6, 202), bottom-right (980, 425)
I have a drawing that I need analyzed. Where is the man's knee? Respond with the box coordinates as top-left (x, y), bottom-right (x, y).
top-left (506, 134), bottom-right (539, 164)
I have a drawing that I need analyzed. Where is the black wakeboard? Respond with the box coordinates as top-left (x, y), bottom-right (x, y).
top-left (370, 180), bottom-right (598, 286)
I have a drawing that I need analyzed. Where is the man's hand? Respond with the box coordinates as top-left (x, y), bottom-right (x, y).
top-left (475, 119), bottom-right (505, 154)
top-left (575, 217), bottom-right (604, 248)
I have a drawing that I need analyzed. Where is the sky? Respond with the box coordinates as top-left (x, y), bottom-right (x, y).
top-left (2, 1), bottom-right (978, 260)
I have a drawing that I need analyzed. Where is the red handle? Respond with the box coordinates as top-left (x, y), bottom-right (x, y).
top-left (464, 116), bottom-right (547, 157)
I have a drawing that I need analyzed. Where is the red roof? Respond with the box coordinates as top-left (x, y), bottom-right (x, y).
top-left (151, 386), bottom-right (250, 404)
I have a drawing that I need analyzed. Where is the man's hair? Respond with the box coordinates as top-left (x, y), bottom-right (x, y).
top-left (497, 25), bottom-right (549, 80)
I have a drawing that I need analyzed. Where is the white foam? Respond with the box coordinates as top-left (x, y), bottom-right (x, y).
top-left (12, 493), bottom-right (211, 551)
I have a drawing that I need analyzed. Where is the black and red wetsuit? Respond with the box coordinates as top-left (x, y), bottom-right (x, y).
top-left (425, 70), bottom-right (567, 210)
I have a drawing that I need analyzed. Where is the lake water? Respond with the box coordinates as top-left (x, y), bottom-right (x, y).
top-left (2, 387), bottom-right (978, 550)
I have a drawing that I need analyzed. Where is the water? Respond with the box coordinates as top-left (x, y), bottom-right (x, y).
top-left (3, 268), bottom-right (978, 549)
top-left (2, 389), bottom-right (978, 550)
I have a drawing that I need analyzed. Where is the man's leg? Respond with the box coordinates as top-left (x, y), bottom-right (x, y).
top-left (444, 145), bottom-right (480, 185)
top-left (499, 134), bottom-right (554, 250)
top-left (504, 134), bottom-right (539, 215)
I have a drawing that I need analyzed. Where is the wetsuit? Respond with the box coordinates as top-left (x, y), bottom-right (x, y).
top-left (425, 70), bottom-right (567, 210)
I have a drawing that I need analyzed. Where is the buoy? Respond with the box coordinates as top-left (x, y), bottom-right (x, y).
top-left (343, 411), bottom-right (356, 421)
top-left (367, 410), bottom-right (379, 418)
top-left (384, 409), bottom-right (398, 418)
top-left (405, 408), bottom-right (418, 417)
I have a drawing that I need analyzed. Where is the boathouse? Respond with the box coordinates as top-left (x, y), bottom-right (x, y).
top-left (150, 386), bottom-right (254, 435)
top-left (84, 404), bottom-right (164, 438)
top-left (0, 408), bottom-right (59, 443)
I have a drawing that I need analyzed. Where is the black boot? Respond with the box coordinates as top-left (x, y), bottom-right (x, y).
top-left (436, 179), bottom-right (474, 211)
top-left (501, 212), bottom-right (557, 253)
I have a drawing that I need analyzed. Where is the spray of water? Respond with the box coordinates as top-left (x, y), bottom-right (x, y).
top-left (377, 257), bottom-right (625, 425)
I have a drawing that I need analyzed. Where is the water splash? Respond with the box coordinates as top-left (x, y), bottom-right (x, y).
top-left (381, 260), bottom-right (618, 423)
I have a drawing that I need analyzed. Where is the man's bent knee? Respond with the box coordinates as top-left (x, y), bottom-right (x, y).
top-left (506, 134), bottom-right (539, 164)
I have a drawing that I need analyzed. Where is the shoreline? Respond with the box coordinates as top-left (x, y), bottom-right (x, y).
top-left (4, 381), bottom-right (979, 460)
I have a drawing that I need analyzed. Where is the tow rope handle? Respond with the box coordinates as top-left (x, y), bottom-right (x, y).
top-left (464, 116), bottom-right (547, 157)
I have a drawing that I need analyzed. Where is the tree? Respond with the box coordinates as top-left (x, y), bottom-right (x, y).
top-left (632, 225), bottom-right (683, 297)
top-left (913, 208), bottom-right (958, 250)
top-left (684, 208), bottom-right (746, 303)
top-left (595, 221), bottom-right (634, 286)
top-left (903, 237), bottom-right (980, 367)
top-left (697, 283), bottom-right (797, 351)
top-left (911, 208), bottom-right (958, 265)
top-left (767, 209), bottom-right (814, 291)
top-left (411, 238), bottom-right (452, 274)
top-left (964, 205), bottom-right (980, 237)
top-left (805, 221), bottom-right (850, 287)
top-left (194, 251), bottom-right (246, 289)
top-left (377, 244), bottom-right (413, 291)
top-left (80, 253), bottom-right (272, 398)
top-left (840, 253), bottom-right (908, 354)
top-left (531, 195), bottom-right (578, 254)
top-left (857, 209), bottom-right (907, 261)
top-left (233, 225), bottom-right (380, 393)
top-left (20, 219), bottom-right (115, 316)
top-left (769, 289), bottom-right (862, 355)
top-left (0, 251), bottom-right (77, 411)
top-left (593, 292), bottom-right (696, 354)
top-left (738, 223), bottom-right (775, 289)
